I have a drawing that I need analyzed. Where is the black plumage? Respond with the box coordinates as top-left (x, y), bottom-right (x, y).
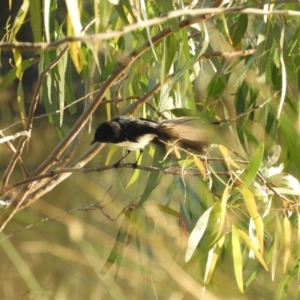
top-left (91, 116), bottom-right (208, 167)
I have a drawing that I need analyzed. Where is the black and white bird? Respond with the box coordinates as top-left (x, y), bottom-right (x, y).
top-left (91, 116), bottom-right (210, 167)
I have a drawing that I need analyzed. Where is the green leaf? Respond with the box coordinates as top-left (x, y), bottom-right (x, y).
top-left (17, 81), bottom-right (26, 128)
top-left (272, 216), bottom-right (282, 281)
top-left (280, 111), bottom-right (300, 172)
top-left (164, 35), bottom-right (176, 73)
top-left (241, 143), bottom-right (264, 186)
top-left (207, 73), bottom-right (227, 99)
top-left (172, 175), bottom-right (193, 231)
top-left (0, 59), bottom-right (35, 90)
top-left (232, 14), bottom-right (248, 47)
top-left (125, 166), bottom-right (140, 189)
top-left (241, 186), bottom-right (264, 254)
top-left (185, 205), bottom-right (214, 262)
top-left (101, 218), bottom-right (128, 276)
top-left (64, 58), bottom-right (76, 115)
top-left (9, 0), bottom-right (29, 40)
top-left (283, 215), bottom-right (291, 273)
top-left (232, 224), bottom-right (244, 293)
top-left (256, 21), bottom-right (274, 75)
top-left (204, 235), bottom-right (225, 285)
top-left (235, 81), bottom-right (248, 116)
top-left (215, 185), bottom-right (229, 241)
top-left (44, 0), bottom-right (57, 42)
top-left (135, 148), bottom-right (162, 209)
top-left (58, 52), bottom-right (68, 126)
top-left (237, 229), bottom-right (268, 271)
top-left (29, 0), bottom-right (42, 42)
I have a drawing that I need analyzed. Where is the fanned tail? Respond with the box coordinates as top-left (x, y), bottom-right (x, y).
top-left (157, 117), bottom-right (210, 152)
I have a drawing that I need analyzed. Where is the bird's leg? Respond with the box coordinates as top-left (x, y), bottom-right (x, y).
top-left (113, 150), bottom-right (131, 168)
top-left (131, 149), bottom-right (143, 169)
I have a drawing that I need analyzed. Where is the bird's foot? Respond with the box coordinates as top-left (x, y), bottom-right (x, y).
top-left (131, 162), bottom-right (138, 169)
top-left (113, 162), bottom-right (121, 169)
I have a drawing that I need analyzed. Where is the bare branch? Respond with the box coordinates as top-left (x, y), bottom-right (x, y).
top-left (0, 131), bottom-right (29, 177)
top-left (0, 46), bottom-right (69, 196)
top-left (0, 7), bottom-right (299, 51)
top-left (0, 130), bottom-right (29, 144)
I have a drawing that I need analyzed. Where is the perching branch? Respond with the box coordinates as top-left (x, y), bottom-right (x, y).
top-left (0, 7), bottom-right (299, 51)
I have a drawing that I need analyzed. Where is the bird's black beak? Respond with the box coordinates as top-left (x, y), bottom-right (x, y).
top-left (91, 139), bottom-right (97, 145)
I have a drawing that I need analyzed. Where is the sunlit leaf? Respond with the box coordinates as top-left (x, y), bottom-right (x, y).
top-left (272, 215), bottom-right (282, 281)
top-left (232, 224), bottom-right (244, 293)
top-left (13, 49), bottom-right (22, 79)
top-left (185, 205), bottom-right (214, 262)
top-left (9, 0), bottom-right (29, 40)
top-left (237, 229), bottom-right (268, 271)
top-left (65, 0), bottom-right (82, 36)
top-left (215, 185), bottom-right (229, 242)
top-left (241, 186), bottom-right (264, 254)
top-left (218, 145), bottom-right (240, 169)
top-left (242, 143), bottom-right (264, 186)
top-left (283, 215), bottom-right (291, 273)
top-left (125, 168), bottom-right (140, 189)
top-left (58, 52), bottom-right (68, 125)
top-left (17, 81), bottom-right (26, 128)
top-left (204, 235), bottom-right (225, 285)
top-left (193, 156), bottom-right (206, 178)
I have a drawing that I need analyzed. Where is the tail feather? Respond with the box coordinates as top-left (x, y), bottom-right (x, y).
top-left (157, 117), bottom-right (210, 152)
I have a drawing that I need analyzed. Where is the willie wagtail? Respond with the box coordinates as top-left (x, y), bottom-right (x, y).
top-left (91, 116), bottom-right (209, 167)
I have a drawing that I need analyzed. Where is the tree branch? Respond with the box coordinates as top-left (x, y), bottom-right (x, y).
top-left (0, 7), bottom-right (298, 51)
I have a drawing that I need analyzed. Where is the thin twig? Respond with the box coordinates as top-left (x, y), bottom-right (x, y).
top-left (0, 130), bottom-right (29, 144)
top-left (0, 131), bottom-right (29, 177)
top-left (0, 49), bottom-right (69, 196)
top-left (0, 7), bottom-right (299, 51)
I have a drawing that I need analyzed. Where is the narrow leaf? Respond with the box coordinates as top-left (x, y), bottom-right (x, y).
top-left (193, 155), bottom-right (206, 178)
top-left (0, 59), bottom-right (34, 90)
top-left (272, 215), bottom-right (282, 281)
top-left (58, 52), bottom-right (67, 125)
top-left (125, 168), bottom-right (140, 189)
top-left (283, 215), bottom-right (291, 273)
top-left (242, 143), bottom-right (264, 186)
top-left (29, 0), bottom-right (42, 42)
top-left (241, 186), bottom-right (264, 254)
top-left (215, 185), bottom-right (229, 241)
top-left (204, 235), bottom-right (225, 284)
top-left (237, 229), bottom-right (268, 271)
top-left (135, 148), bottom-right (162, 209)
top-left (9, 0), bottom-right (29, 39)
top-left (218, 145), bottom-right (240, 169)
top-left (185, 206), bottom-right (214, 262)
top-left (17, 81), bottom-right (26, 127)
top-left (277, 22), bottom-right (286, 119)
top-left (232, 225), bottom-right (244, 293)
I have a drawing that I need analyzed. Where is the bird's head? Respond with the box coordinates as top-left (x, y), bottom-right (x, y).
top-left (91, 121), bottom-right (118, 145)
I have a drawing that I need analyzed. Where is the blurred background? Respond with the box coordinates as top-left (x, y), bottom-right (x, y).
top-left (1, 0), bottom-right (300, 299)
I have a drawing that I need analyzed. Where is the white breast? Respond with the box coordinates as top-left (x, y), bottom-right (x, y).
top-left (117, 134), bottom-right (157, 150)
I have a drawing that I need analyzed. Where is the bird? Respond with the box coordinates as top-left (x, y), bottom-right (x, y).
top-left (91, 116), bottom-right (210, 167)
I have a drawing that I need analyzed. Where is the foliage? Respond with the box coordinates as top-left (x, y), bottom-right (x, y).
top-left (0, 0), bottom-right (300, 299)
